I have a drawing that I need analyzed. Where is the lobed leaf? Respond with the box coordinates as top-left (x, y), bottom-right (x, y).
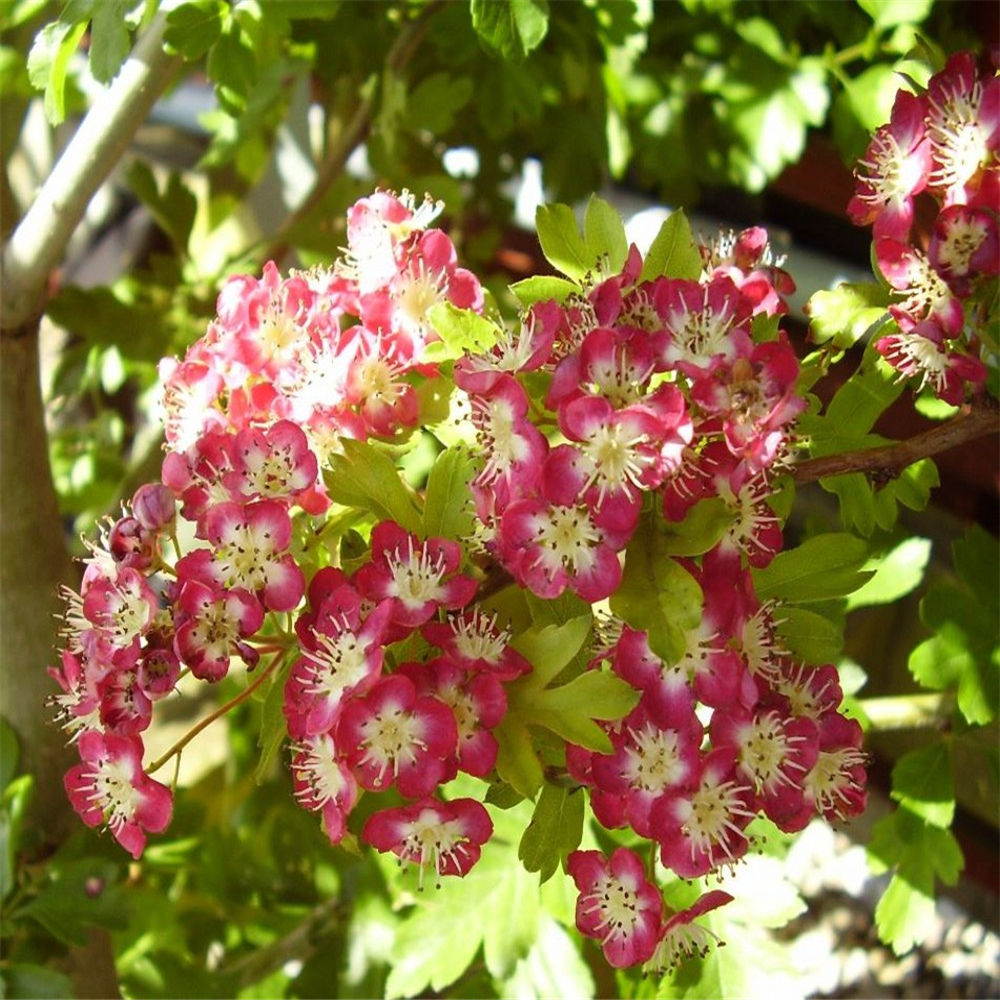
top-left (323, 439), bottom-right (423, 535)
top-left (518, 782), bottom-right (584, 883)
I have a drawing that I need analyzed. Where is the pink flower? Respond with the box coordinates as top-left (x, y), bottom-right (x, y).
top-left (173, 580), bottom-right (264, 682)
top-left (925, 51), bottom-right (1000, 207)
top-left (653, 748), bottom-right (756, 879)
top-left (643, 890), bottom-right (734, 975)
top-left (691, 341), bottom-right (805, 478)
top-left (468, 375), bottom-right (548, 507)
top-left (290, 732), bottom-right (358, 844)
top-left (80, 567), bottom-right (159, 669)
top-left (284, 588), bottom-right (391, 739)
top-left (847, 89), bottom-right (932, 240)
top-left (498, 492), bottom-right (626, 603)
top-left (928, 203), bottom-right (1000, 296)
top-left (64, 731), bottom-right (172, 859)
top-left (338, 674), bottom-right (458, 797)
top-left (399, 658), bottom-right (507, 778)
top-left (362, 796), bottom-right (493, 889)
top-left (653, 276), bottom-right (753, 375)
top-left (587, 702), bottom-right (703, 838)
top-left (47, 650), bottom-right (102, 741)
top-left (876, 238), bottom-right (964, 335)
top-left (566, 847), bottom-right (663, 968)
top-left (875, 321), bottom-right (987, 405)
top-left (453, 300), bottom-right (559, 394)
top-left (354, 521), bottom-right (477, 634)
top-left (421, 607), bottom-right (531, 680)
top-left (224, 420), bottom-right (319, 505)
top-left (546, 325), bottom-right (657, 412)
top-left (801, 712), bottom-right (868, 824)
top-left (175, 500), bottom-right (304, 612)
top-left (710, 704), bottom-right (820, 832)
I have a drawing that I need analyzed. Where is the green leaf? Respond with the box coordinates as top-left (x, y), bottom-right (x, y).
top-left (775, 606), bottom-right (844, 664)
top-left (846, 536), bottom-right (931, 610)
top-left (405, 72), bottom-right (473, 134)
top-left (254, 658), bottom-right (293, 784)
top-left (27, 19), bottom-right (87, 125)
top-left (806, 282), bottom-right (890, 349)
top-left (953, 523), bottom-right (1000, 620)
top-left (125, 161), bottom-right (197, 254)
top-left (890, 744), bottom-right (954, 828)
top-left (868, 807), bottom-right (963, 954)
top-left (205, 19), bottom-right (257, 113)
top-left (85, 0), bottom-right (135, 83)
top-left (1, 964), bottom-right (73, 999)
top-left (164, 0), bottom-right (227, 61)
top-left (500, 914), bottom-right (596, 999)
top-left (529, 671), bottom-right (640, 751)
top-left (518, 782), bottom-right (584, 883)
top-left (426, 302), bottom-right (501, 361)
top-left (657, 497), bottom-right (733, 556)
top-left (583, 195), bottom-right (628, 274)
top-left (610, 516), bottom-right (703, 664)
top-left (508, 275), bottom-right (579, 307)
top-left (422, 446), bottom-right (477, 541)
top-left (494, 713), bottom-right (546, 799)
top-left (22, 857), bottom-right (130, 946)
top-left (385, 810), bottom-right (540, 996)
top-left (510, 616), bottom-right (592, 689)
top-left (857, 0), bottom-right (933, 28)
top-left (1, 774), bottom-right (33, 904)
top-left (752, 533), bottom-right (871, 603)
top-left (909, 583), bottom-right (999, 726)
top-left (535, 202), bottom-right (592, 281)
top-left (323, 439), bottom-right (423, 535)
top-left (470, 0), bottom-right (550, 62)
top-left (639, 209), bottom-right (702, 282)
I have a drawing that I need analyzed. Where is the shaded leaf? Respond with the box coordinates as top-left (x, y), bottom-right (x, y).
top-left (518, 782), bottom-right (584, 883)
top-left (890, 744), bottom-right (954, 829)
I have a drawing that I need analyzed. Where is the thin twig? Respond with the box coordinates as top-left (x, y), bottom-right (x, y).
top-left (146, 652), bottom-right (283, 775)
top-left (792, 399), bottom-right (999, 485)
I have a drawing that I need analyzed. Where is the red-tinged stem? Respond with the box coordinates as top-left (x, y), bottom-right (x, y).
top-left (791, 398), bottom-right (999, 485)
top-left (146, 653), bottom-right (284, 775)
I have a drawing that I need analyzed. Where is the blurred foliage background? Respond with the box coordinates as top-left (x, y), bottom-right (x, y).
top-left (0, 2), bottom-right (995, 998)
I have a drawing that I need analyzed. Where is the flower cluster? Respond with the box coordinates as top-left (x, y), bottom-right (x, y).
top-left (848, 51), bottom-right (999, 403)
top-left (49, 183), bottom-right (866, 974)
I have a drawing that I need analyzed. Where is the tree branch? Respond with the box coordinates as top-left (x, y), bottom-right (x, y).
top-left (0, 10), bottom-right (181, 330)
top-left (859, 692), bottom-right (957, 731)
top-left (791, 398), bottom-right (1000, 485)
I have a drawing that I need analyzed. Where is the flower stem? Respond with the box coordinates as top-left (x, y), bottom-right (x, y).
top-left (146, 653), bottom-right (284, 775)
